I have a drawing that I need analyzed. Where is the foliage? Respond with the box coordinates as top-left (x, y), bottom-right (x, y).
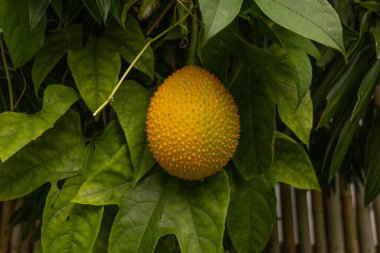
top-left (1, 0), bottom-right (378, 252)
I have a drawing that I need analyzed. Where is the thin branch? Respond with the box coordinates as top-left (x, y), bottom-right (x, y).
top-left (93, 13), bottom-right (190, 117)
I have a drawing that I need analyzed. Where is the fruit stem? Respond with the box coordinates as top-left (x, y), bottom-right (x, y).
top-left (0, 34), bottom-right (13, 111)
top-left (93, 13), bottom-right (190, 117)
top-left (186, 2), bottom-right (198, 66)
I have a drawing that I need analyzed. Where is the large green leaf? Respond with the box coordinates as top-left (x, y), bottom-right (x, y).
top-left (0, 111), bottom-right (86, 201)
top-left (102, 15), bottom-right (154, 80)
top-left (73, 155), bottom-right (230, 253)
top-left (29, 0), bottom-right (52, 29)
top-left (254, 0), bottom-right (345, 55)
top-left (198, 0), bottom-right (243, 45)
top-left (227, 172), bottom-right (276, 253)
top-left (32, 24), bottom-right (82, 94)
top-left (267, 132), bottom-right (319, 190)
top-left (82, 0), bottom-right (111, 23)
top-left (42, 177), bottom-right (104, 253)
top-left (0, 85), bottom-right (79, 162)
top-left (42, 120), bottom-right (126, 252)
top-left (0, 0), bottom-right (47, 68)
top-left (365, 113), bottom-right (380, 205)
top-left (263, 45), bottom-right (313, 147)
top-left (230, 64), bottom-right (275, 178)
top-left (68, 36), bottom-right (121, 112)
top-left (113, 81), bottom-right (155, 186)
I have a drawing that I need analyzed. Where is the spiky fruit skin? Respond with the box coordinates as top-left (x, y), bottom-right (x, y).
top-left (146, 66), bottom-right (240, 180)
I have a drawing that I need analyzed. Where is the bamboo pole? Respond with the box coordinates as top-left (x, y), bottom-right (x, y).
top-left (357, 183), bottom-right (376, 253)
top-left (295, 189), bottom-right (312, 253)
top-left (341, 180), bottom-right (359, 253)
top-left (10, 199), bottom-right (23, 253)
top-left (311, 190), bottom-right (328, 253)
top-left (373, 196), bottom-right (380, 253)
top-left (280, 184), bottom-right (296, 253)
top-left (325, 176), bottom-right (346, 253)
top-left (21, 223), bottom-right (33, 253)
top-left (0, 201), bottom-right (14, 253)
top-left (266, 221), bottom-right (280, 253)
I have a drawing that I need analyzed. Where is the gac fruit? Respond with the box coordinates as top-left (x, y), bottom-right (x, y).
top-left (146, 66), bottom-right (240, 180)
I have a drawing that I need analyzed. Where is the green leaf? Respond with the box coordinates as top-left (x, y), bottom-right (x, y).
top-left (102, 15), bottom-right (155, 80)
top-left (271, 25), bottom-right (318, 102)
top-left (318, 45), bottom-right (373, 128)
top-left (329, 99), bottom-right (371, 180)
top-left (42, 119), bottom-right (125, 252)
top-left (86, 120), bottom-right (126, 175)
top-left (92, 206), bottom-right (118, 253)
top-left (199, 0), bottom-right (243, 45)
top-left (263, 45), bottom-right (313, 146)
top-left (353, 60), bottom-right (380, 118)
top-left (82, 0), bottom-right (111, 23)
top-left (110, 0), bottom-right (122, 23)
top-left (372, 22), bottom-right (380, 59)
top-left (254, 0), bottom-right (346, 56)
top-left (0, 111), bottom-right (87, 200)
top-left (42, 177), bottom-right (104, 253)
top-left (113, 81), bottom-right (155, 186)
top-left (227, 172), bottom-right (276, 253)
top-left (0, 0), bottom-right (47, 68)
top-left (279, 92), bottom-right (313, 148)
top-left (32, 24), bottom-right (82, 94)
top-left (229, 27), bottom-right (282, 70)
top-left (51, 0), bottom-right (83, 26)
top-left (365, 113), bottom-right (380, 204)
top-left (74, 165), bottom-right (230, 253)
top-left (0, 85), bottom-right (79, 162)
top-left (230, 64), bottom-right (275, 178)
top-left (29, 0), bottom-right (52, 29)
top-left (68, 36), bottom-right (121, 112)
top-left (267, 132), bottom-right (319, 190)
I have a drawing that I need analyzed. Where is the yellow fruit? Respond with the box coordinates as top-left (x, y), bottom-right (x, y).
top-left (146, 66), bottom-right (240, 180)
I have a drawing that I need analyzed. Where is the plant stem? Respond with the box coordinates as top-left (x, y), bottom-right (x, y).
top-left (186, 5), bottom-right (198, 66)
top-left (0, 35), bottom-right (13, 111)
top-left (93, 13), bottom-right (189, 117)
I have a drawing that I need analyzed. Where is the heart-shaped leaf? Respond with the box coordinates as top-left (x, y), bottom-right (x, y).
top-left (68, 36), bottom-right (121, 112)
